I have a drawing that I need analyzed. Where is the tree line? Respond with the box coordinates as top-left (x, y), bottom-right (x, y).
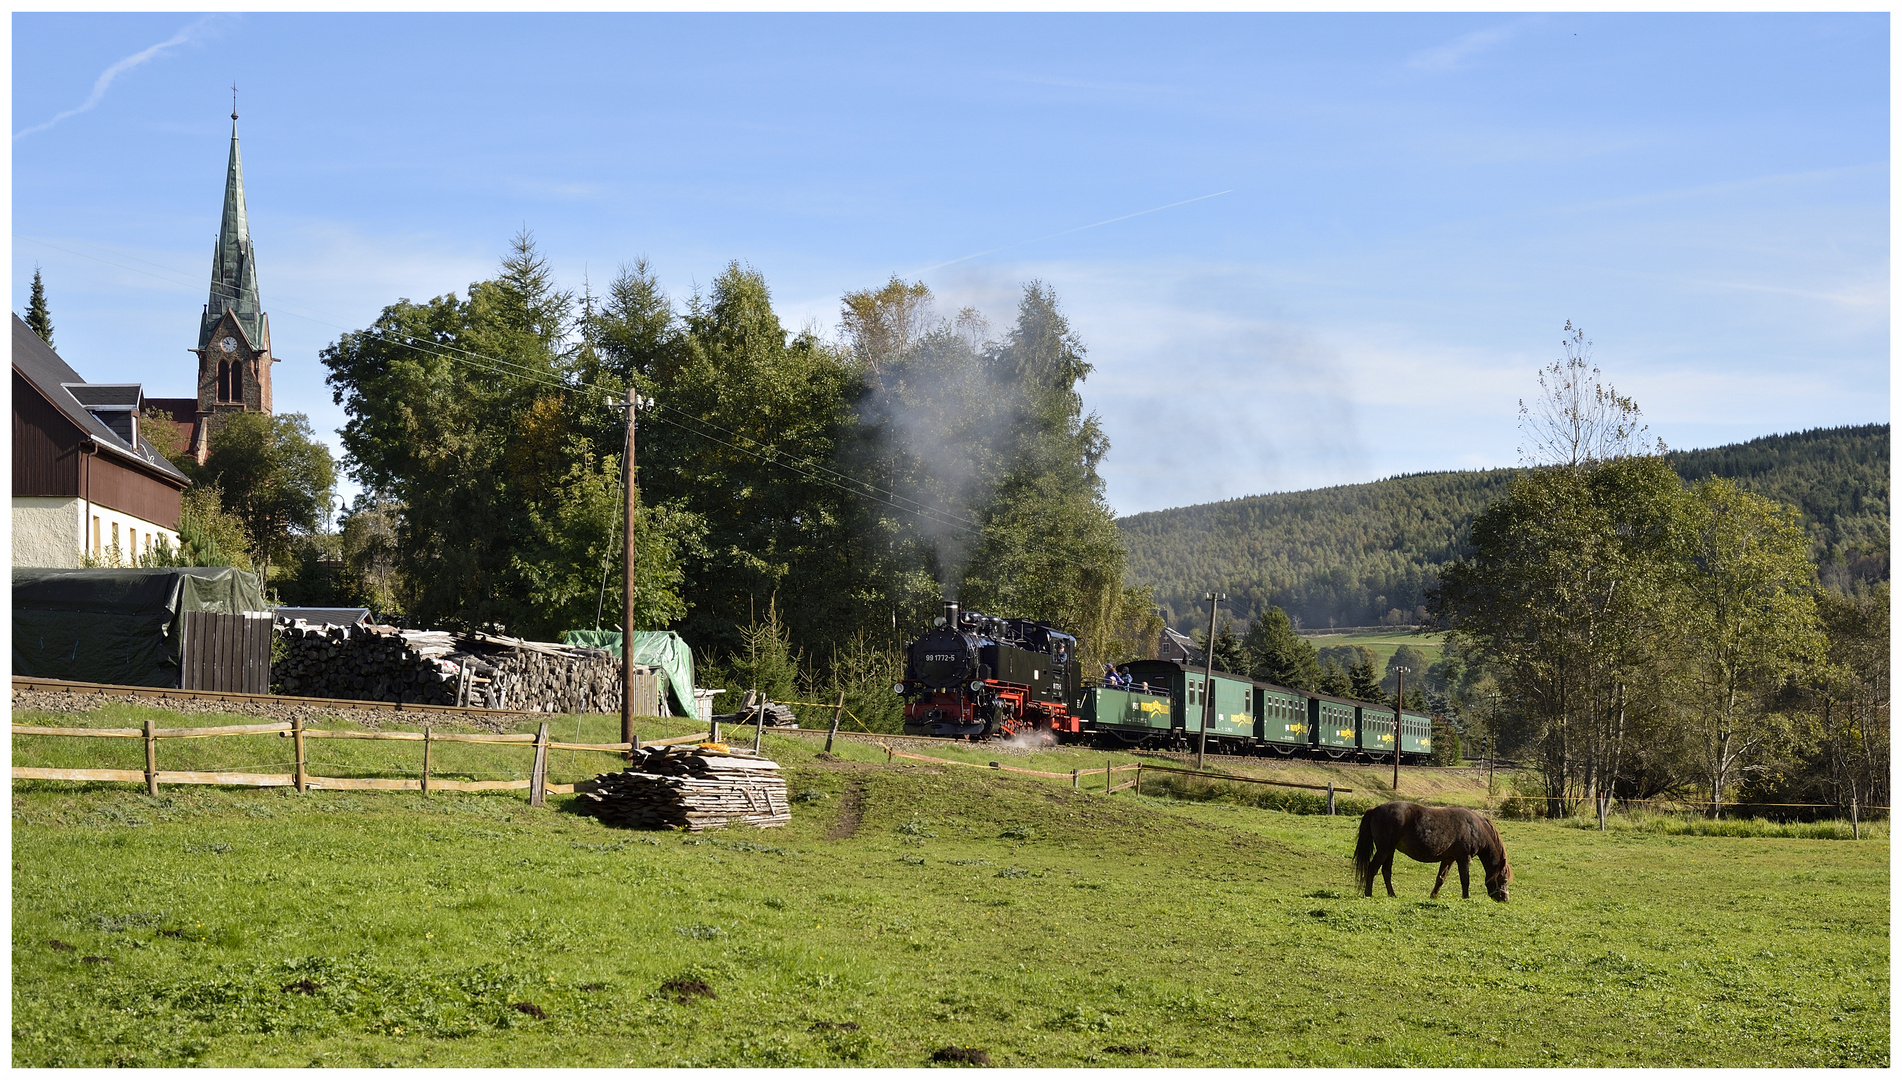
top-left (308, 234), bottom-right (1152, 727)
top-left (1121, 424), bottom-right (1888, 634)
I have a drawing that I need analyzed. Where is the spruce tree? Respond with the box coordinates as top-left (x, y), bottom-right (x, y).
top-left (1242, 606), bottom-right (1321, 690)
top-left (24, 267), bottom-right (53, 346)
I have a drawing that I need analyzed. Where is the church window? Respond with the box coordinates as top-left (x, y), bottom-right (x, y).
top-left (232, 362), bottom-right (244, 403)
top-left (218, 360), bottom-right (230, 402)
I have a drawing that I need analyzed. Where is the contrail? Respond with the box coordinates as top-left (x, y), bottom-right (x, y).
top-left (918, 189), bottom-right (1235, 273)
top-left (15, 17), bottom-right (216, 141)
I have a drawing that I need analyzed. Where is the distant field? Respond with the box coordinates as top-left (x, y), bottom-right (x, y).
top-left (1297, 628), bottom-right (1450, 672)
top-left (12, 704), bottom-right (1888, 1067)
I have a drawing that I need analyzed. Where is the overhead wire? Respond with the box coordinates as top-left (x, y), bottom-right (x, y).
top-left (16, 233), bottom-right (988, 538)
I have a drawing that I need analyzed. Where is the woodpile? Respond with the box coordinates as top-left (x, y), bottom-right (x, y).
top-left (572, 745), bottom-right (790, 830)
top-left (713, 690), bottom-right (799, 729)
top-left (272, 621), bottom-right (654, 713)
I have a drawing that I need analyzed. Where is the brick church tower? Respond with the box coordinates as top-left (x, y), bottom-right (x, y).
top-left (164, 108), bottom-right (276, 464)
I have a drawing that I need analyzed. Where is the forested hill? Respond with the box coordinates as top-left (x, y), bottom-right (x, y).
top-left (1120, 423), bottom-right (1889, 633)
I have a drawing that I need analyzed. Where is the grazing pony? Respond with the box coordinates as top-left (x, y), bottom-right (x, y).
top-left (1353, 801), bottom-right (1511, 902)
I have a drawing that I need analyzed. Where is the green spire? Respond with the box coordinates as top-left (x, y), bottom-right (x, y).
top-left (200, 112), bottom-right (263, 350)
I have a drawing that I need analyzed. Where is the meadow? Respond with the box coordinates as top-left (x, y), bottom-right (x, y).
top-left (11, 704), bottom-right (1888, 1067)
top-left (1295, 629), bottom-right (1449, 672)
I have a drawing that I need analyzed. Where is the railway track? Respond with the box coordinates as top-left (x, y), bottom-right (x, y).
top-left (11, 676), bottom-right (539, 721)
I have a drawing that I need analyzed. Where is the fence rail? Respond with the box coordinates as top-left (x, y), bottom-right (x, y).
top-left (12, 718), bottom-right (713, 802)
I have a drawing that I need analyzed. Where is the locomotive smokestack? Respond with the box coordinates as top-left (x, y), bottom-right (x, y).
top-left (944, 600), bottom-right (961, 627)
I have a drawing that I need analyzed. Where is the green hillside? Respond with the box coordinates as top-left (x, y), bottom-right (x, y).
top-left (1121, 424), bottom-right (1889, 633)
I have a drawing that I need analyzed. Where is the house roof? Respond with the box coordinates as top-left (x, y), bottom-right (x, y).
top-left (12, 315), bottom-right (190, 485)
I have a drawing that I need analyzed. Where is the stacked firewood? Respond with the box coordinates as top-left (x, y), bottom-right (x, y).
top-left (712, 690), bottom-right (799, 729)
top-left (273, 623), bottom-right (646, 713)
top-left (273, 622), bottom-right (464, 706)
top-left (572, 746), bottom-right (790, 830)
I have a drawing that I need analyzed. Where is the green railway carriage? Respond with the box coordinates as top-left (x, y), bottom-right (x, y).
top-left (1119, 660), bottom-right (1256, 750)
top-left (1255, 682), bottom-right (1309, 754)
top-left (1310, 695), bottom-right (1360, 758)
top-left (1400, 709), bottom-right (1432, 759)
top-left (1082, 683), bottom-right (1175, 745)
top-left (1357, 705), bottom-right (1434, 762)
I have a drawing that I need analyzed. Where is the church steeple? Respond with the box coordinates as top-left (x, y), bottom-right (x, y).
top-left (179, 99), bottom-right (275, 464)
top-left (199, 108), bottom-right (264, 352)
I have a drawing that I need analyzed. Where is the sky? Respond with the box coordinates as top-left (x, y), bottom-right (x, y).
top-left (11, 13), bottom-right (1890, 518)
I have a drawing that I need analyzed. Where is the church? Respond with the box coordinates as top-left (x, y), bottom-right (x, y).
top-left (11, 110), bottom-right (275, 567)
top-left (147, 108), bottom-right (278, 460)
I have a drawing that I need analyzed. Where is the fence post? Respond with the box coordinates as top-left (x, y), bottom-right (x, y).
top-left (886, 744), bottom-right (894, 764)
top-left (529, 721), bottom-right (549, 807)
top-left (1852, 797), bottom-right (1859, 840)
top-left (753, 698), bottom-right (765, 754)
top-left (1072, 768), bottom-right (1079, 791)
top-left (1135, 764), bottom-right (1142, 797)
top-left (826, 690), bottom-right (844, 754)
top-left (711, 720), bottom-right (721, 744)
top-left (143, 719), bottom-right (158, 796)
top-left (1598, 793), bottom-right (1608, 831)
top-left (421, 726), bottom-right (432, 796)
top-left (1105, 759), bottom-right (1111, 794)
top-left (293, 714), bottom-right (307, 793)
top-left (1327, 781), bottom-right (1335, 815)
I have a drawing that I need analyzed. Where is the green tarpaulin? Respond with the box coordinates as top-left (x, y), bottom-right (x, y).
top-left (558, 629), bottom-right (697, 717)
top-left (13, 567), bottom-right (268, 687)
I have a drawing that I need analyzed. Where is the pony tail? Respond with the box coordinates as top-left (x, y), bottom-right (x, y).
top-left (1353, 813), bottom-right (1377, 894)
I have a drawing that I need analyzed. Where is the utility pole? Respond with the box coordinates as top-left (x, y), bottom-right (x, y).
top-left (1392, 666), bottom-right (1408, 793)
top-left (1195, 592), bottom-right (1225, 770)
top-left (621, 388), bottom-right (640, 749)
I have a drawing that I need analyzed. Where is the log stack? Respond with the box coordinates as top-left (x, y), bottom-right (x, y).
top-left (572, 746), bottom-right (790, 830)
top-left (273, 621), bottom-right (465, 705)
top-left (272, 622), bottom-right (651, 713)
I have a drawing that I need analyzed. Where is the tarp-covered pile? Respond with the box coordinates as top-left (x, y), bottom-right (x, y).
top-left (13, 567), bottom-right (267, 687)
top-left (572, 745), bottom-right (790, 830)
top-left (559, 629), bottom-right (697, 717)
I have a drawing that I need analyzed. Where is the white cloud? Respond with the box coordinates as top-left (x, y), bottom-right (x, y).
top-left (14, 17), bottom-right (223, 140)
top-left (1406, 18), bottom-right (1537, 74)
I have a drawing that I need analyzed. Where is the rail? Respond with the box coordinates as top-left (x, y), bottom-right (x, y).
top-left (12, 717), bottom-right (712, 803)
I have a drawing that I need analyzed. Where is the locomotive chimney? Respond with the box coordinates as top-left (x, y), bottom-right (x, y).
top-left (944, 600), bottom-right (961, 627)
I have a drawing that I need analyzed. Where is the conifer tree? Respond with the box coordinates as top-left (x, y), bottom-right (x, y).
top-left (24, 267), bottom-right (53, 346)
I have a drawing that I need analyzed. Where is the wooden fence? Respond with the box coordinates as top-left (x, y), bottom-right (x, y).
top-left (11, 719), bottom-right (711, 805)
top-left (181, 611), bottom-right (274, 694)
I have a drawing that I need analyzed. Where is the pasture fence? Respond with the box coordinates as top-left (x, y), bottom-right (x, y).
top-left (12, 718), bottom-right (711, 802)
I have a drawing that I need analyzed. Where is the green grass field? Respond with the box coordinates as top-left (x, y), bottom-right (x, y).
top-left (11, 704), bottom-right (1888, 1067)
top-left (1296, 629), bottom-right (1449, 671)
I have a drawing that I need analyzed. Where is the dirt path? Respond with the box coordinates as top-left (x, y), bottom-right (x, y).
top-left (825, 780), bottom-right (865, 841)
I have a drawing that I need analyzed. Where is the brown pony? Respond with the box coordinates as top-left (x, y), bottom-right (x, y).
top-left (1353, 801), bottom-right (1511, 902)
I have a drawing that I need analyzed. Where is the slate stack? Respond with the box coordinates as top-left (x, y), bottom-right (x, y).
top-left (573, 746), bottom-right (790, 830)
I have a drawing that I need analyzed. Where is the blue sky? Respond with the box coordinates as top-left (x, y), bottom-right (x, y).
top-left (12, 13), bottom-right (1889, 516)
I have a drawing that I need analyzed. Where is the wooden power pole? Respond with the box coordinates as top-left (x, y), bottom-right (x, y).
top-left (1195, 592), bottom-right (1225, 770)
top-left (621, 388), bottom-right (640, 748)
top-left (1392, 666), bottom-right (1407, 793)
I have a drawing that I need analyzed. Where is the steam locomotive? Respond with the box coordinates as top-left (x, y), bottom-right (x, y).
top-left (895, 602), bottom-right (1084, 739)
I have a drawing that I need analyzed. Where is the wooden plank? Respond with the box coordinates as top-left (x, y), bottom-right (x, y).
top-left (547, 741), bottom-right (635, 753)
top-left (428, 778), bottom-right (532, 792)
top-left (645, 732), bottom-right (714, 747)
top-left (544, 782), bottom-right (576, 795)
top-left (304, 776), bottom-right (423, 791)
top-left (12, 725), bottom-right (144, 738)
top-left (154, 721), bottom-right (294, 739)
top-left (13, 767), bottom-right (148, 782)
top-left (157, 770), bottom-right (295, 787)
